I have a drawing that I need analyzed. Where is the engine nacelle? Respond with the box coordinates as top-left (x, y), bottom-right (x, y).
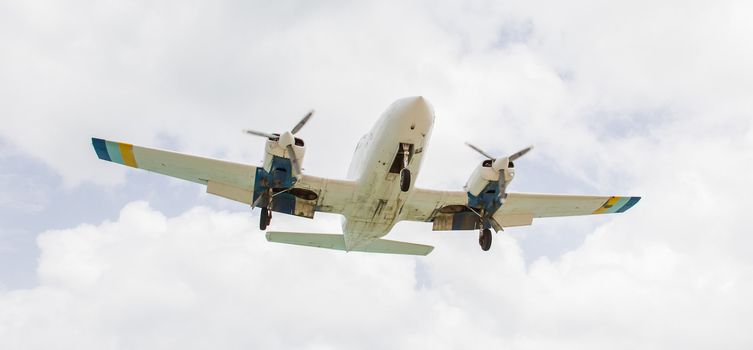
top-left (263, 138), bottom-right (306, 172)
top-left (463, 159), bottom-right (515, 197)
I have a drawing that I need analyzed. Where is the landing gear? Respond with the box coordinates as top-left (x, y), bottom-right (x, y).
top-left (479, 228), bottom-right (492, 251)
top-left (400, 168), bottom-right (411, 192)
top-left (254, 189), bottom-right (273, 231)
top-left (400, 143), bottom-right (411, 192)
top-left (259, 207), bottom-right (272, 230)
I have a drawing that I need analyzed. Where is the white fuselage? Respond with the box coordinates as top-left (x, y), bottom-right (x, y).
top-left (341, 96), bottom-right (435, 250)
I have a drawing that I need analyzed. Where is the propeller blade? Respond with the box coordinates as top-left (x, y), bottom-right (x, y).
top-left (508, 146), bottom-right (533, 161)
top-left (244, 129), bottom-right (277, 139)
top-left (286, 144), bottom-right (302, 177)
top-left (465, 142), bottom-right (495, 160)
top-left (291, 110), bottom-right (314, 134)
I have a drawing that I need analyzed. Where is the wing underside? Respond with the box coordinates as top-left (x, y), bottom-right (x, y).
top-left (92, 137), bottom-right (639, 234)
top-left (499, 193), bottom-right (641, 218)
top-left (92, 138), bottom-right (357, 217)
top-left (402, 187), bottom-right (640, 231)
top-left (92, 137), bottom-right (256, 191)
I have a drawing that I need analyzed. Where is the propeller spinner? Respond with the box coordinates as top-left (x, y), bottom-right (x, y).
top-left (243, 110), bottom-right (314, 177)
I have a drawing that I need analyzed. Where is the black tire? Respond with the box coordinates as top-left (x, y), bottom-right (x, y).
top-left (260, 208), bottom-right (269, 231)
top-left (479, 228), bottom-right (492, 251)
top-left (400, 168), bottom-right (411, 192)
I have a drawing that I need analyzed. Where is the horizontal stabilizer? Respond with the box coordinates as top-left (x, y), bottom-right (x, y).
top-left (265, 231), bottom-right (434, 256)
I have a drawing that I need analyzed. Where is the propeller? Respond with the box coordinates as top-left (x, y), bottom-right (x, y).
top-left (465, 142), bottom-right (533, 198)
top-left (291, 110), bottom-right (314, 134)
top-left (244, 129), bottom-right (277, 139)
top-left (243, 110), bottom-right (314, 177)
top-left (507, 146), bottom-right (533, 162)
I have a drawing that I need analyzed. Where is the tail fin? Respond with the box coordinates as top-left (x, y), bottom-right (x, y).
top-left (265, 231), bottom-right (434, 256)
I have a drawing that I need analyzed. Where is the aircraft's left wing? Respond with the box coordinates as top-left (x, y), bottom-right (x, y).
top-left (497, 193), bottom-right (641, 218)
top-left (401, 187), bottom-right (640, 230)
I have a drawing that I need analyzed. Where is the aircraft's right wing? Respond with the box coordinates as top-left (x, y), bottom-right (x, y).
top-left (91, 138), bottom-right (358, 219)
top-left (92, 137), bottom-right (257, 196)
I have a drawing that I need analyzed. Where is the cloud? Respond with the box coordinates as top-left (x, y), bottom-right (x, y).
top-left (6, 0), bottom-right (749, 189)
top-left (2, 146), bottom-right (753, 350)
top-left (1, 202), bottom-right (427, 349)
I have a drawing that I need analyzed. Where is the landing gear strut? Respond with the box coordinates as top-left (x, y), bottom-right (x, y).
top-left (259, 207), bottom-right (272, 230)
top-left (479, 228), bottom-right (492, 251)
top-left (400, 143), bottom-right (411, 192)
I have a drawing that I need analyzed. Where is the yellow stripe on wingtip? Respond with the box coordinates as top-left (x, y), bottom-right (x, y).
top-left (593, 196), bottom-right (621, 214)
top-left (119, 143), bottom-right (138, 168)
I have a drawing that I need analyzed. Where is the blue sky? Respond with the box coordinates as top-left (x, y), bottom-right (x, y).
top-left (2, 0), bottom-right (752, 348)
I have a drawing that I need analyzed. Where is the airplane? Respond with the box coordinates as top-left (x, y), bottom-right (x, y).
top-left (91, 96), bottom-right (640, 256)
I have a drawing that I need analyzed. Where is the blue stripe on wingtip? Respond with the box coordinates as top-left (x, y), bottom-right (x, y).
top-left (616, 197), bottom-right (641, 213)
top-left (92, 138), bottom-right (111, 161)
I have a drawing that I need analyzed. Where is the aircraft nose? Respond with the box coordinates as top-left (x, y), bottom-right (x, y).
top-left (403, 96), bottom-right (432, 113)
top-left (392, 96), bottom-right (435, 122)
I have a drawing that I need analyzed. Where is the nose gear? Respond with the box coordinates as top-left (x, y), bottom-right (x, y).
top-left (400, 143), bottom-right (412, 192)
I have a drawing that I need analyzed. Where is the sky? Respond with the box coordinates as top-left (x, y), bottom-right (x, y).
top-left (1, 0), bottom-right (752, 348)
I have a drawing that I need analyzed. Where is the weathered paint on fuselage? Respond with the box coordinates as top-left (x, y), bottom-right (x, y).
top-left (341, 96), bottom-right (435, 250)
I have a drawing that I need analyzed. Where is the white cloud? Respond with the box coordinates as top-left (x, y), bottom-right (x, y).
top-left (7, 0), bottom-right (749, 188)
top-left (2, 143), bottom-right (752, 350)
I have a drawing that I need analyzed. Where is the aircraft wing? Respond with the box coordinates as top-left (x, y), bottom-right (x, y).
top-left (92, 137), bottom-right (256, 192)
top-left (293, 174), bottom-right (357, 215)
top-left (497, 192), bottom-right (641, 217)
top-left (401, 188), bottom-right (640, 230)
top-left (91, 138), bottom-right (357, 217)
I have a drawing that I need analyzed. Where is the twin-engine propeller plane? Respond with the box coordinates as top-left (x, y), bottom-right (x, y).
top-left (92, 96), bottom-right (640, 256)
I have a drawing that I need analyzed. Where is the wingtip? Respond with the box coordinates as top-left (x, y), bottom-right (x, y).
top-left (616, 196), bottom-right (641, 213)
top-left (91, 137), bottom-right (111, 161)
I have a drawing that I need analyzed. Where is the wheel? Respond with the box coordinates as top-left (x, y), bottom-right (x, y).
top-left (479, 229), bottom-right (492, 251)
top-left (479, 228), bottom-right (492, 251)
top-left (260, 208), bottom-right (269, 230)
top-left (400, 168), bottom-right (411, 192)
